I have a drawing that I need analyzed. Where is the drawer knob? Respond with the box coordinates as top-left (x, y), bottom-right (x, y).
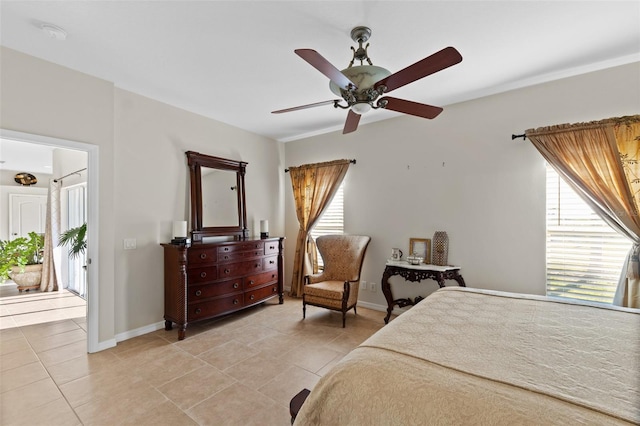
top-left (195, 290), bottom-right (202, 296)
top-left (272, 287), bottom-right (277, 292)
top-left (255, 264), bottom-right (260, 268)
top-left (233, 283), bottom-right (239, 289)
top-left (250, 295), bottom-right (255, 300)
top-left (269, 246), bottom-right (275, 250)
top-left (269, 260), bottom-right (275, 264)
top-left (200, 272), bottom-right (207, 278)
top-left (224, 269), bottom-right (230, 274)
top-left (224, 247), bottom-right (230, 252)
top-left (272, 274), bottom-right (276, 279)
top-left (250, 280), bottom-right (255, 285)
top-left (200, 253), bottom-right (207, 259)
top-left (195, 308), bottom-right (201, 314)
top-left (224, 255), bottom-right (229, 260)
top-left (233, 299), bottom-right (239, 305)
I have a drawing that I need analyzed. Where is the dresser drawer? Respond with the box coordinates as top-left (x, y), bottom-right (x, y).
top-left (188, 279), bottom-right (242, 300)
top-left (219, 259), bottom-right (262, 279)
top-left (263, 255), bottom-right (278, 271)
top-left (219, 249), bottom-right (264, 263)
top-left (188, 295), bottom-right (243, 321)
top-left (218, 241), bottom-right (264, 255)
top-left (264, 241), bottom-right (279, 255)
top-left (187, 266), bottom-right (218, 283)
top-left (245, 284), bottom-right (278, 305)
top-left (187, 247), bottom-right (217, 265)
top-left (246, 270), bottom-right (278, 289)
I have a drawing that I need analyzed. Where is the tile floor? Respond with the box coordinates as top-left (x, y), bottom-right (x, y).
top-left (0, 283), bottom-right (388, 425)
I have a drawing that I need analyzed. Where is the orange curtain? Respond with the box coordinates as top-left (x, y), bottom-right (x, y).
top-left (288, 159), bottom-right (351, 297)
top-left (526, 115), bottom-right (640, 308)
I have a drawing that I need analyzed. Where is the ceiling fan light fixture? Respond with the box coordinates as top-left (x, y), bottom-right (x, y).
top-left (329, 65), bottom-right (391, 96)
top-left (274, 25), bottom-right (462, 135)
top-left (350, 102), bottom-right (372, 115)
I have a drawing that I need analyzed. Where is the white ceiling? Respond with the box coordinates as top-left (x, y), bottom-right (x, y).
top-left (0, 139), bottom-right (54, 175)
top-left (1, 1), bottom-right (639, 143)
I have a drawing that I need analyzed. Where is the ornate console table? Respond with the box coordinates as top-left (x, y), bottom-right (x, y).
top-left (382, 260), bottom-right (466, 324)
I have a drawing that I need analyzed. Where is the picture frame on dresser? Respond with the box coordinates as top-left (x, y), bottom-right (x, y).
top-left (409, 238), bottom-right (431, 264)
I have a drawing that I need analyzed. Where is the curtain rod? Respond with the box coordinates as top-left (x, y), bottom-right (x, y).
top-left (512, 133), bottom-right (527, 141)
top-left (284, 159), bottom-right (356, 173)
top-left (53, 167), bottom-right (87, 182)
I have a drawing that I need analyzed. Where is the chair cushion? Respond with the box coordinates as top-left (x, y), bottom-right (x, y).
top-left (304, 280), bottom-right (345, 300)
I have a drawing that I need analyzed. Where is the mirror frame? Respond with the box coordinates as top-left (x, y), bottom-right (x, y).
top-left (186, 151), bottom-right (248, 242)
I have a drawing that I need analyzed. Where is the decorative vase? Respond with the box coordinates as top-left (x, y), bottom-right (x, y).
top-left (10, 264), bottom-right (42, 292)
top-left (432, 231), bottom-right (449, 266)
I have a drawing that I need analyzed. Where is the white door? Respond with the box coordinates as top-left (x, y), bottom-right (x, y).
top-left (9, 194), bottom-right (46, 239)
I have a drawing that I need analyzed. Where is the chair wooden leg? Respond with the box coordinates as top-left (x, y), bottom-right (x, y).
top-left (342, 311), bottom-right (346, 328)
top-left (353, 305), bottom-right (357, 315)
top-left (303, 302), bottom-right (306, 319)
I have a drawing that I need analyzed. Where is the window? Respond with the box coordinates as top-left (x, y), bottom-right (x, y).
top-left (546, 165), bottom-right (631, 304)
top-left (65, 184), bottom-right (87, 299)
top-left (310, 183), bottom-right (344, 267)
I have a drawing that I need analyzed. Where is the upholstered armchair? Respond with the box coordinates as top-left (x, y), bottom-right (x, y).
top-left (303, 235), bottom-right (371, 327)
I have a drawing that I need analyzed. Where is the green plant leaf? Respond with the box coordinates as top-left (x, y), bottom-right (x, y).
top-left (59, 223), bottom-right (87, 259)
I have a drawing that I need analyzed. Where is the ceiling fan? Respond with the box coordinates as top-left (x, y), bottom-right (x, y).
top-left (272, 26), bottom-right (463, 134)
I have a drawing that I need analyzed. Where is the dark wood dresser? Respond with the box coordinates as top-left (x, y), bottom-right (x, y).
top-left (162, 237), bottom-right (284, 340)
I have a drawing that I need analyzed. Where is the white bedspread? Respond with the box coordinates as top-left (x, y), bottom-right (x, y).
top-left (294, 287), bottom-right (640, 425)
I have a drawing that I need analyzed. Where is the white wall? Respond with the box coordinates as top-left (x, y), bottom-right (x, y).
top-left (113, 88), bottom-right (285, 333)
top-left (1, 46), bottom-right (286, 346)
top-left (284, 62), bottom-right (640, 309)
top-left (1, 46), bottom-right (116, 345)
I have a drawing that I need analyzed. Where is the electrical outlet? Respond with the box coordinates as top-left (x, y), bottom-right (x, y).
top-left (360, 281), bottom-right (367, 290)
top-left (124, 238), bottom-right (137, 250)
top-left (369, 282), bottom-right (376, 292)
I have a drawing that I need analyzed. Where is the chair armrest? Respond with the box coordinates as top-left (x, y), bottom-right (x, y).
top-left (305, 273), bottom-right (326, 285)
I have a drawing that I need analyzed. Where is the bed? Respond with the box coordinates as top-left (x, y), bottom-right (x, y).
top-left (294, 287), bottom-right (640, 425)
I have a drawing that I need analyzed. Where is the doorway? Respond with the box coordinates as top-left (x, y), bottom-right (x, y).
top-left (1, 129), bottom-right (100, 353)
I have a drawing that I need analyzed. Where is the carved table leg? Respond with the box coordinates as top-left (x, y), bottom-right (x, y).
top-left (453, 271), bottom-right (466, 287)
top-left (435, 272), bottom-right (447, 288)
top-left (382, 267), bottom-right (394, 324)
top-left (164, 320), bottom-right (173, 331)
top-left (178, 325), bottom-right (186, 340)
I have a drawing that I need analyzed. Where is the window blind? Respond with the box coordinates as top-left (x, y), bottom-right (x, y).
top-left (546, 165), bottom-right (631, 303)
top-left (310, 183), bottom-right (344, 267)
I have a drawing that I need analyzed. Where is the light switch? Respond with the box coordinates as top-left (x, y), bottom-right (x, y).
top-left (124, 238), bottom-right (137, 250)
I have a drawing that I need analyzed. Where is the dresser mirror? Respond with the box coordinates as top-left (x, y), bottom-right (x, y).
top-left (186, 151), bottom-right (248, 241)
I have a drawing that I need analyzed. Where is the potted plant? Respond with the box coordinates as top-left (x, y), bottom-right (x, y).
top-left (58, 223), bottom-right (87, 259)
top-left (0, 232), bottom-right (45, 292)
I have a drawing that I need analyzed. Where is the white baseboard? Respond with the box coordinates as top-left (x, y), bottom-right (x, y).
top-left (115, 321), bottom-right (165, 343)
top-left (357, 300), bottom-right (408, 316)
top-left (109, 298), bottom-right (403, 348)
top-left (93, 338), bottom-right (117, 353)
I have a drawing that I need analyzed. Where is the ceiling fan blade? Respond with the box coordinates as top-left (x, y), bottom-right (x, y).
top-left (382, 97), bottom-right (443, 119)
top-left (272, 99), bottom-right (339, 114)
top-left (343, 110), bottom-right (361, 134)
top-left (295, 49), bottom-right (357, 90)
top-left (375, 47), bottom-right (462, 93)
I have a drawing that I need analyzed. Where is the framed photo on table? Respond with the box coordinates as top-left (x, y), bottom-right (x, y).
top-left (409, 238), bottom-right (431, 264)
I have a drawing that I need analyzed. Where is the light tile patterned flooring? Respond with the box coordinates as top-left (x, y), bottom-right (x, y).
top-left (0, 283), bottom-right (388, 425)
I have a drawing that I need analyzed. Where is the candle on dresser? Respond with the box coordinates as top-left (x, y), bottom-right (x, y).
top-left (260, 220), bottom-right (269, 239)
top-left (173, 220), bottom-right (187, 238)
